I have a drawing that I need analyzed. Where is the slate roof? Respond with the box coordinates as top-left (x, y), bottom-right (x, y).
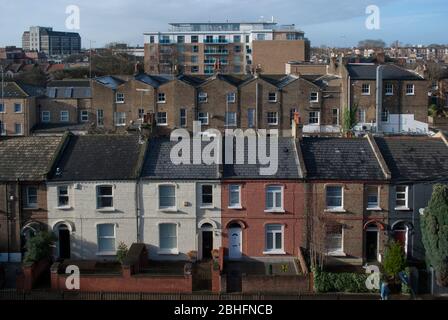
top-left (134, 73), bottom-right (173, 87)
top-left (375, 136), bottom-right (448, 183)
top-left (50, 135), bottom-right (145, 181)
top-left (0, 136), bottom-right (65, 181)
top-left (300, 137), bottom-right (386, 181)
top-left (346, 64), bottom-right (424, 81)
top-left (47, 80), bottom-right (90, 88)
top-left (223, 137), bottom-right (302, 179)
top-left (94, 76), bottom-right (126, 89)
top-left (2, 81), bottom-right (45, 98)
top-left (32, 123), bottom-right (91, 134)
top-left (46, 85), bottom-right (91, 99)
top-left (141, 138), bottom-right (220, 180)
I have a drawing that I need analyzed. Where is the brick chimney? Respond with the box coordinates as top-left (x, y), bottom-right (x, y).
top-left (291, 112), bottom-right (303, 140)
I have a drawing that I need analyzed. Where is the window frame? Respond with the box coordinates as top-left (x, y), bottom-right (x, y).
top-left (158, 223), bottom-right (178, 254)
top-left (325, 225), bottom-right (344, 256)
top-left (225, 111), bottom-right (237, 127)
top-left (268, 92), bottom-right (277, 103)
top-left (57, 185), bottom-right (70, 208)
top-left (198, 92), bottom-right (208, 103)
top-left (381, 109), bottom-right (389, 123)
top-left (385, 83), bottom-right (394, 96)
top-left (332, 108), bottom-right (339, 125)
top-left (366, 185), bottom-right (380, 210)
top-left (325, 185), bottom-right (344, 211)
top-left (97, 109), bottom-right (104, 127)
top-left (157, 92), bottom-right (166, 103)
top-left (228, 184), bottom-right (242, 209)
top-left (14, 103), bottom-right (23, 113)
top-left (158, 184), bottom-right (177, 211)
top-left (97, 223), bottom-right (116, 254)
top-left (227, 92), bottom-right (236, 103)
top-left (406, 84), bottom-right (415, 96)
top-left (310, 92), bottom-right (319, 102)
top-left (180, 108), bottom-right (187, 127)
top-left (115, 92), bottom-right (125, 103)
top-left (200, 184), bottom-right (214, 208)
top-left (41, 111), bottom-right (51, 123)
top-left (265, 185), bottom-right (284, 212)
top-left (25, 186), bottom-right (38, 209)
top-left (264, 224), bottom-right (285, 254)
top-left (114, 112), bottom-right (126, 127)
top-left (80, 110), bottom-right (89, 122)
top-left (247, 108), bottom-right (256, 128)
top-left (395, 185), bottom-right (409, 210)
top-left (309, 111), bottom-right (320, 125)
top-left (14, 123), bottom-right (23, 135)
top-left (96, 185), bottom-right (114, 211)
top-left (156, 111), bottom-right (168, 126)
top-left (267, 112), bottom-right (278, 126)
top-left (198, 112), bottom-right (209, 125)
top-left (361, 83), bottom-right (371, 95)
top-left (60, 111), bottom-right (69, 122)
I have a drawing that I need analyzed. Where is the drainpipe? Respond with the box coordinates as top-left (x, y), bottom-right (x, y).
top-left (5, 183), bottom-right (10, 262)
top-left (255, 82), bottom-right (259, 130)
top-left (135, 179), bottom-right (141, 243)
top-left (376, 65), bottom-right (384, 133)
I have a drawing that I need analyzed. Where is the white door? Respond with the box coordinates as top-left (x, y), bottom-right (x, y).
top-left (229, 228), bottom-right (242, 260)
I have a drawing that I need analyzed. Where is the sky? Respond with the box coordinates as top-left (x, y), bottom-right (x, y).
top-left (0, 0), bottom-right (447, 48)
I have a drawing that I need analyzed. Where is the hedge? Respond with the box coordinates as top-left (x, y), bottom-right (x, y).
top-left (313, 269), bottom-right (376, 293)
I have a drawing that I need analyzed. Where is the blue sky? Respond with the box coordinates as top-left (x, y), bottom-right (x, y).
top-left (0, 0), bottom-right (447, 48)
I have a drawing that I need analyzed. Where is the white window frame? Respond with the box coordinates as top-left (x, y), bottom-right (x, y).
top-left (198, 92), bottom-right (208, 103)
top-left (200, 184), bottom-right (214, 208)
top-left (60, 111), bottom-right (69, 122)
top-left (225, 111), bottom-right (237, 127)
top-left (248, 108), bottom-right (256, 128)
top-left (268, 92), bottom-right (277, 103)
top-left (57, 185), bottom-right (70, 208)
top-left (267, 112), bottom-right (278, 126)
top-left (115, 92), bottom-right (125, 103)
top-left (80, 110), bottom-right (89, 122)
top-left (406, 84), bottom-right (415, 96)
top-left (227, 92), bottom-right (236, 103)
top-left (381, 109), bottom-right (389, 123)
top-left (14, 123), bottom-right (23, 135)
top-left (395, 185), bottom-right (409, 210)
top-left (25, 186), bottom-right (38, 208)
top-left (264, 224), bottom-right (285, 254)
top-left (97, 223), bottom-right (116, 254)
top-left (366, 185), bottom-right (380, 210)
top-left (325, 185), bottom-right (344, 211)
top-left (41, 111), bottom-right (51, 123)
top-left (385, 83), bottom-right (394, 96)
top-left (156, 112), bottom-right (167, 126)
top-left (310, 92), bottom-right (319, 102)
top-left (158, 184), bottom-right (177, 211)
top-left (157, 92), bottom-right (166, 103)
top-left (358, 109), bottom-right (366, 123)
top-left (332, 108), bottom-right (339, 125)
top-left (265, 185), bottom-right (284, 212)
top-left (96, 185), bottom-right (114, 211)
top-left (228, 184), bottom-right (242, 209)
top-left (198, 112), bottom-right (209, 125)
top-left (14, 103), bottom-right (22, 113)
top-left (158, 223), bottom-right (178, 254)
top-left (309, 111), bottom-right (320, 125)
top-left (114, 112), bottom-right (126, 127)
top-left (97, 109), bottom-right (104, 127)
top-left (361, 83), bottom-right (371, 95)
top-left (326, 225), bottom-right (345, 256)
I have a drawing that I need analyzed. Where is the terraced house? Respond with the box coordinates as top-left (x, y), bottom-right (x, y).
top-left (0, 135), bottom-right (67, 262)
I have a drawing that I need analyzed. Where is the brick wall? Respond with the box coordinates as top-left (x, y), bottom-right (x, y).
top-left (242, 274), bottom-right (312, 293)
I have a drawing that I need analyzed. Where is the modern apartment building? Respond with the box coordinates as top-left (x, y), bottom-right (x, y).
top-left (22, 26), bottom-right (81, 56)
top-left (144, 21), bottom-right (310, 75)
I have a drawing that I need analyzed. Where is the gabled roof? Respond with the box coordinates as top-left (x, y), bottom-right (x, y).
top-left (346, 63), bottom-right (424, 81)
top-left (199, 73), bottom-right (251, 88)
top-left (0, 136), bottom-right (66, 181)
top-left (300, 137), bottom-right (386, 181)
top-left (47, 80), bottom-right (90, 88)
top-left (134, 73), bottom-right (173, 87)
top-left (141, 138), bottom-right (220, 180)
top-left (94, 76), bottom-right (126, 89)
top-left (375, 136), bottom-right (448, 183)
top-left (177, 74), bottom-right (208, 87)
top-left (223, 136), bottom-right (302, 179)
top-left (50, 134), bottom-right (146, 181)
top-left (2, 81), bottom-right (45, 98)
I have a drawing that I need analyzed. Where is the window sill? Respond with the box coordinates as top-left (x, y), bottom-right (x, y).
top-left (406, 94), bottom-right (415, 96)
top-left (264, 209), bottom-right (285, 213)
top-left (56, 206), bottom-right (73, 210)
top-left (263, 251), bottom-right (286, 255)
top-left (200, 205), bottom-right (214, 209)
top-left (394, 207), bottom-right (411, 211)
top-left (96, 251), bottom-right (116, 256)
top-left (157, 101), bottom-right (166, 104)
top-left (115, 101), bottom-right (125, 104)
top-left (361, 93), bottom-right (370, 96)
top-left (324, 208), bottom-right (346, 213)
top-left (156, 123), bottom-right (168, 127)
top-left (309, 100), bottom-right (319, 103)
top-left (228, 206), bottom-right (243, 210)
top-left (96, 208), bottom-right (116, 213)
top-left (385, 93), bottom-right (394, 96)
top-left (115, 124), bottom-right (126, 127)
top-left (158, 249), bottom-right (179, 255)
top-left (23, 207), bottom-right (38, 210)
top-left (267, 123), bottom-right (278, 126)
top-left (366, 207), bottom-right (382, 211)
top-left (159, 208), bottom-right (178, 213)
top-left (326, 252), bottom-right (346, 257)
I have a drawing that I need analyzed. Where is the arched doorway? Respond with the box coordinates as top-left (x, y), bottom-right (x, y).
top-left (228, 222), bottom-right (243, 260)
top-left (55, 223), bottom-right (71, 259)
top-left (392, 221), bottom-right (412, 258)
top-left (365, 223), bottom-right (379, 262)
top-left (21, 222), bottom-right (41, 256)
top-left (201, 223), bottom-right (214, 260)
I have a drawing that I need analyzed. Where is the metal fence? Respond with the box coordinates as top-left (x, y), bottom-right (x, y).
top-left (0, 289), bottom-right (382, 300)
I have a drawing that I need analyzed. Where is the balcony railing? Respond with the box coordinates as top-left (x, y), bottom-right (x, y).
top-left (204, 50), bottom-right (229, 55)
top-left (204, 39), bottom-right (228, 44)
top-left (204, 59), bottom-right (228, 65)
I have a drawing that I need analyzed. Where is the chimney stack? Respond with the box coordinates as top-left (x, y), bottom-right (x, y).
top-left (291, 112), bottom-right (303, 140)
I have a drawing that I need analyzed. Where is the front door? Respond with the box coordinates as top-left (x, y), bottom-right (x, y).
top-left (202, 231), bottom-right (213, 260)
top-left (394, 230), bottom-right (407, 255)
top-left (58, 228), bottom-right (71, 259)
top-left (366, 230), bottom-right (378, 262)
top-left (229, 228), bottom-right (242, 260)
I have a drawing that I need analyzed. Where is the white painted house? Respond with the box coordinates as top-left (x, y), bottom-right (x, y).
top-left (46, 134), bottom-right (146, 260)
top-left (140, 138), bottom-right (222, 261)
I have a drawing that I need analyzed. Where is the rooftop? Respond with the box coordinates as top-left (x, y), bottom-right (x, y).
top-left (346, 63), bottom-right (424, 81)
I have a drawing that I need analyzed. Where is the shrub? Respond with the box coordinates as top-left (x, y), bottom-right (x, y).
top-left (383, 240), bottom-right (407, 278)
top-left (116, 242), bottom-right (129, 264)
top-left (401, 267), bottom-right (411, 295)
top-left (23, 231), bottom-right (56, 264)
top-left (313, 268), bottom-right (374, 293)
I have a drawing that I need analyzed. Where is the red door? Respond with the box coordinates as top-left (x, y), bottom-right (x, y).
top-left (394, 230), bottom-right (407, 252)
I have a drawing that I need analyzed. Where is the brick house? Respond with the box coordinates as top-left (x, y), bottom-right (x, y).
top-left (140, 138), bottom-right (221, 261)
top-left (33, 80), bottom-right (92, 135)
top-left (46, 134), bottom-right (147, 260)
top-left (0, 135), bottom-right (67, 262)
top-left (299, 136), bottom-right (390, 266)
top-left (375, 134), bottom-right (448, 261)
top-left (330, 62), bottom-right (429, 134)
top-left (0, 81), bottom-right (45, 136)
top-left (221, 137), bottom-right (304, 260)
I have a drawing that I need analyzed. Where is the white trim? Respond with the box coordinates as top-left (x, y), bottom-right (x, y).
top-left (228, 184), bottom-right (242, 208)
top-left (96, 184), bottom-right (114, 211)
top-left (325, 184), bottom-right (344, 211)
top-left (158, 222), bottom-right (178, 254)
top-left (264, 224), bottom-right (285, 254)
top-left (158, 183), bottom-right (177, 211)
top-left (265, 185), bottom-right (284, 211)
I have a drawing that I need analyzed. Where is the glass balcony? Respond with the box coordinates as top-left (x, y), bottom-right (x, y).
top-left (204, 49), bottom-right (229, 55)
top-left (203, 39), bottom-right (228, 44)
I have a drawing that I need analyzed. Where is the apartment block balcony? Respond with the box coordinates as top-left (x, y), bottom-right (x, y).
top-left (204, 39), bottom-right (228, 44)
top-left (204, 59), bottom-right (228, 65)
top-left (204, 49), bottom-right (229, 55)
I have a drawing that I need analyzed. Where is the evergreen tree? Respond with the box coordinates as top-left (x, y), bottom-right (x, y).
top-left (421, 184), bottom-right (448, 287)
